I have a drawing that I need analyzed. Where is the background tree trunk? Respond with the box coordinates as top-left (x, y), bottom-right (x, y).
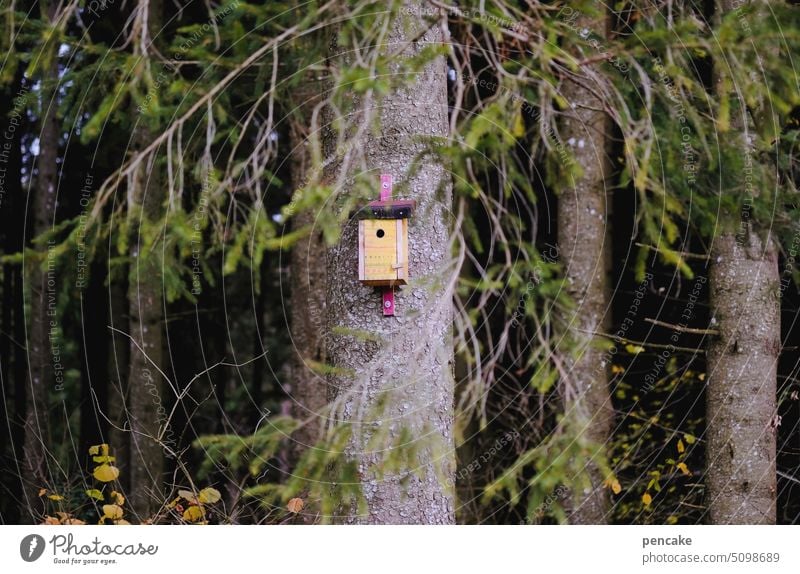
top-left (23, 0), bottom-right (60, 518)
top-left (556, 10), bottom-right (614, 524)
top-left (126, 0), bottom-right (165, 519)
top-left (706, 233), bottom-right (778, 523)
top-left (289, 87), bottom-right (327, 457)
top-left (324, 1), bottom-right (455, 524)
top-left (705, 0), bottom-right (779, 525)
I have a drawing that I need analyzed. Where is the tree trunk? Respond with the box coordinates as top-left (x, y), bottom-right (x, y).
top-left (705, 0), bottom-right (779, 525)
top-left (126, 0), bottom-right (165, 520)
top-left (23, 2), bottom-right (59, 518)
top-left (289, 92), bottom-right (327, 457)
top-left (706, 233), bottom-right (778, 523)
top-left (126, 156), bottom-right (165, 519)
top-left (324, 1), bottom-right (455, 524)
top-left (108, 275), bottom-right (131, 493)
top-left (556, 10), bottom-right (614, 524)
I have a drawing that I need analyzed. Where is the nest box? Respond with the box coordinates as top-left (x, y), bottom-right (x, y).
top-left (355, 174), bottom-right (415, 316)
top-left (357, 198), bottom-right (415, 286)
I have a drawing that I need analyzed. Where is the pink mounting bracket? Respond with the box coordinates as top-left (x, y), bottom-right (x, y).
top-left (380, 174), bottom-right (395, 317)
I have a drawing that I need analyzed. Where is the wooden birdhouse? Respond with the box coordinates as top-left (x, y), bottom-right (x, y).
top-left (356, 174), bottom-right (416, 316)
top-left (357, 199), bottom-right (415, 286)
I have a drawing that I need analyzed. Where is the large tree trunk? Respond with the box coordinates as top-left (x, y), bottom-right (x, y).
top-left (705, 0), bottom-right (779, 525)
top-left (324, 1), bottom-right (455, 524)
top-left (706, 233), bottom-right (778, 523)
top-left (556, 10), bottom-right (614, 524)
top-left (126, 0), bottom-right (165, 520)
top-left (23, 2), bottom-right (60, 518)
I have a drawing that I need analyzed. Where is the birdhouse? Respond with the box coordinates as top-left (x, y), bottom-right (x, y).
top-left (357, 198), bottom-right (415, 286)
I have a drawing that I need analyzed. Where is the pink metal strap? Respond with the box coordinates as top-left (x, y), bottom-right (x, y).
top-left (380, 173), bottom-right (392, 201)
top-left (382, 288), bottom-right (395, 316)
top-left (380, 173), bottom-right (395, 316)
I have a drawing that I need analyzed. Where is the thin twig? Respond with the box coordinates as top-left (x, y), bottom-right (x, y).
top-left (645, 318), bottom-right (720, 336)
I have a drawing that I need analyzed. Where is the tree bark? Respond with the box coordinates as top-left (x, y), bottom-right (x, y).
top-left (23, 1), bottom-right (59, 518)
top-left (705, 0), bottom-right (779, 525)
top-left (706, 233), bottom-right (778, 523)
top-left (289, 89), bottom-right (327, 458)
top-left (324, 2), bottom-right (455, 524)
top-left (126, 0), bottom-right (165, 519)
top-left (556, 11), bottom-right (614, 524)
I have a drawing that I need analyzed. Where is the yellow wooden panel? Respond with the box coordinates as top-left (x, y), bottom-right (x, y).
top-left (361, 219), bottom-right (397, 283)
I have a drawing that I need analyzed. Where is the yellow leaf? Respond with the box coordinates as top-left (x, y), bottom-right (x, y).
top-left (684, 434), bottom-right (696, 445)
top-left (698, 373), bottom-right (705, 381)
top-left (89, 443), bottom-right (109, 456)
top-left (110, 491), bottom-right (125, 506)
top-left (47, 494), bottom-right (64, 501)
top-left (178, 489), bottom-right (198, 503)
top-left (198, 487), bottom-right (221, 504)
top-left (625, 344), bottom-right (645, 355)
top-left (642, 492), bottom-right (652, 506)
top-left (114, 519), bottom-right (131, 525)
top-left (93, 464), bottom-right (120, 483)
top-left (287, 498), bottom-right (304, 514)
top-left (676, 462), bottom-right (691, 476)
top-left (677, 439), bottom-right (685, 454)
top-left (102, 504), bottom-right (123, 520)
top-left (42, 515), bottom-right (60, 525)
top-left (610, 479), bottom-right (622, 495)
top-left (183, 505), bottom-right (205, 522)
top-left (93, 455), bottom-right (116, 463)
top-left (611, 365), bottom-right (624, 374)
top-left (38, 488), bottom-right (48, 497)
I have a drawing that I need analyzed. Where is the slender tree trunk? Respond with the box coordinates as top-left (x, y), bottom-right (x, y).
top-left (556, 10), bottom-right (614, 524)
top-left (23, 3), bottom-right (59, 518)
top-left (108, 276), bottom-right (130, 492)
top-left (126, 0), bottom-right (165, 519)
top-left (324, 2), bottom-right (454, 524)
top-left (705, 0), bottom-right (778, 525)
top-left (126, 157), bottom-right (165, 518)
top-left (289, 91), bottom-right (327, 457)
